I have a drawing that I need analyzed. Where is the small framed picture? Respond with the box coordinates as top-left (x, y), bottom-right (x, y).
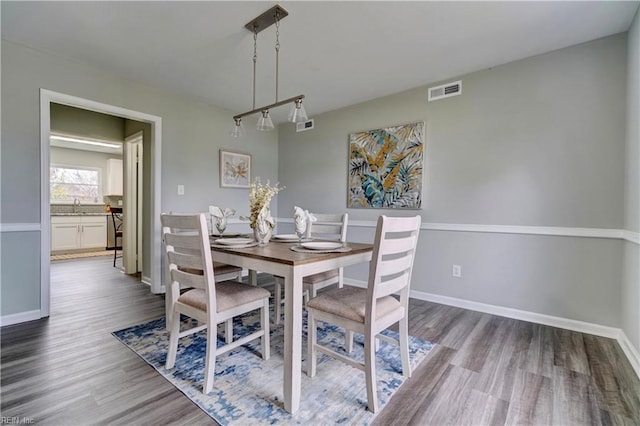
top-left (220, 150), bottom-right (251, 188)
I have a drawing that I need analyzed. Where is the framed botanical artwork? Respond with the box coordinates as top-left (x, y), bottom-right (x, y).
top-left (220, 150), bottom-right (251, 188)
top-left (348, 121), bottom-right (424, 209)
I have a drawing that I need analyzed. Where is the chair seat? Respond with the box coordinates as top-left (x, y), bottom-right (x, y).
top-left (179, 263), bottom-right (242, 277)
top-left (178, 281), bottom-right (270, 313)
top-left (306, 285), bottom-right (401, 323)
top-left (303, 269), bottom-right (339, 285)
top-left (213, 262), bottom-right (243, 276)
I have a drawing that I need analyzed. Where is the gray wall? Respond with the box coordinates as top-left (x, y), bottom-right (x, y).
top-left (51, 103), bottom-right (125, 141)
top-left (1, 39), bottom-right (278, 317)
top-left (623, 10), bottom-right (640, 351)
top-left (0, 232), bottom-right (41, 317)
top-left (278, 34), bottom-right (628, 327)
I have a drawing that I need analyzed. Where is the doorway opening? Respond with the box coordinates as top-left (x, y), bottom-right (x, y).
top-left (40, 89), bottom-right (163, 318)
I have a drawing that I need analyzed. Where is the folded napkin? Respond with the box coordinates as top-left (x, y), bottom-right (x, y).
top-left (209, 206), bottom-right (235, 218)
top-left (293, 206), bottom-right (317, 237)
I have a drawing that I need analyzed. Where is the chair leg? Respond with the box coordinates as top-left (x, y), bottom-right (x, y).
top-left (307, 310), bottom-right (318, 377)
top-left (364, 330), bottom-right (378, 413)
top-left (399, 315), bottom-right (411, 378)
top-left (113, 245), bottom-right (117, 267)
top-left (346, 329), bottom-right (354, 353)
top-left (225, 318), bottom-right (233, 344)
top-left (165, 283), bottom-right (179, 332)
top-left (203, 321), bottom-right (216, 394)
top-left (274, 277), bottom-right (283, 325)
top-left (261, 299), bottom-right (270, 360)
top-left (165, 308), bottom-right (181, 369)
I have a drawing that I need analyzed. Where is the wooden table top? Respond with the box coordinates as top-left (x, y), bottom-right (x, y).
top-left (210, 241), bottom-right (373, 266)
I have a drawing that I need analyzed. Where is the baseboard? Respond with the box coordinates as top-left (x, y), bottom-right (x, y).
top-left (617, 330), bottom-right (640, 379)
top-left (343, 278), bottom-right (639, 380)
top-left (0, 310), bottom-right (42, 327)
top-left (141, 275), bottom-right (152, 286)
top-left (408, 288), bottom-right (621, 339)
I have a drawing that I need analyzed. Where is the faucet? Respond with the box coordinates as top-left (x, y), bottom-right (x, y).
top-left (73, 198), bottom-right (80, 213)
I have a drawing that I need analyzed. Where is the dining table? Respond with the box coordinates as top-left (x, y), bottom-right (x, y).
top-left (210, 239), bottom-right (373, 413)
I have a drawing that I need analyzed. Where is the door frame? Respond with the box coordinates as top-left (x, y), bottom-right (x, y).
top-left (40, 89), bottom-right (164, 317)
top-left (123, 131), bottom-right (143, 274)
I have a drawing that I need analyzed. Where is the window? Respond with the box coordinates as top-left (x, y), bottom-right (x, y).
top-left (50, 165), bottom-right (101, 203)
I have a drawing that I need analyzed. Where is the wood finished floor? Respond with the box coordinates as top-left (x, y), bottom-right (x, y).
top-left (1, 257), bottom-right (639, 425)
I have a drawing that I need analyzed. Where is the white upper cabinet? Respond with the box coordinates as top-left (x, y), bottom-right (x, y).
top-left (106, 158), bottom-right (123, 195)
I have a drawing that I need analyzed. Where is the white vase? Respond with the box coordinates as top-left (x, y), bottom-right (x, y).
top-left (253, 223), bottom-right (273, 246)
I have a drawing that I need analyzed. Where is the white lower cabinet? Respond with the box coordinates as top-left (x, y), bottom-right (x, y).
top-left (51, 215), bottom-right (107, 251)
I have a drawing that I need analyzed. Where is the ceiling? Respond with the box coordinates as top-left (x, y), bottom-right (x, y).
top-left (2, 1), bottom-right (638, 123)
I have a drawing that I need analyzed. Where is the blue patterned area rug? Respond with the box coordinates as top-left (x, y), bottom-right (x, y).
top-left (113, 311), bottom-right (433, 425)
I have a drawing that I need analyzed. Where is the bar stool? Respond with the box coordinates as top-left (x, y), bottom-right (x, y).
top-left (111, 207), bottom-right (123, 267)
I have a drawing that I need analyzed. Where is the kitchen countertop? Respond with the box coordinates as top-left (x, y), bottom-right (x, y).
top-left (51, 213), bottom-right (109, 216)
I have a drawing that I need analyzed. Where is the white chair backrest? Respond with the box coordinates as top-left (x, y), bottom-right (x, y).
top-left (161, 213), bottom-right (216, 308)
top-left (308, 213), bottom-right (348, 242)
top-left (367, 215), bottom-right (421, 313)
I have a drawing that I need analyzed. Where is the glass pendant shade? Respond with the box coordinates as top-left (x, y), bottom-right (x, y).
top-left (288, 99), bottom-right (308, 123)
top-left (256, 110), bottom-right (275, 131)
top-left (230, 118), bottom-right (245, 138)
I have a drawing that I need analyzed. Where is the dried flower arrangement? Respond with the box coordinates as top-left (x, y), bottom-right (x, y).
top-left (247, 177), bottom-right (284, 230)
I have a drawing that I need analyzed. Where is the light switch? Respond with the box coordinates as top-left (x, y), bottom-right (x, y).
top-left (177, 185), bottom-right (185, 195)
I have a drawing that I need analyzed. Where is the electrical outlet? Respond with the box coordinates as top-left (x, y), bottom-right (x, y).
top-left (452, 264), bottom-right (462, 278)
top-left (177, 185), bottom-right (185, 195)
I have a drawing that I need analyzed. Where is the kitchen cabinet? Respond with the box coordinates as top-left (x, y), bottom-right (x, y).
top-left (51, 215), bottom-right (107, 251)
top-left (106, 158), bottom-right (123, 195)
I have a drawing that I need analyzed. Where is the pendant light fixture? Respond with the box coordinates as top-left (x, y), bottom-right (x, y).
top-left (230, 4), bottom-right (309, 137)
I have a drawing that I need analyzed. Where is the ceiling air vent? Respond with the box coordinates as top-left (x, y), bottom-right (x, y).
top-left (428, 80), bottom-right (462, 102)
top-left (296, 119), bottom-right (314, 132)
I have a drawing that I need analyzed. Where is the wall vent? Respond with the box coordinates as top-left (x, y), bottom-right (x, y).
top-left (428, 80), bottom-right (462, 102)
top-left (296, 119), bottom-right (314, 132)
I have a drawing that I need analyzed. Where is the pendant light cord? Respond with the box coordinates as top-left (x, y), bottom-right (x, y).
top-left (252, 26), bottom-right (258, 110)
top-left (275, 12), bottom-right (280, 103)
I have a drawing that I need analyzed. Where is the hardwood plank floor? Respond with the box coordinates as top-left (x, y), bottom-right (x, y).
top-left (377, 299), bottom-right (640, 426)
top-left (2, 257), bottom-right (639, 425)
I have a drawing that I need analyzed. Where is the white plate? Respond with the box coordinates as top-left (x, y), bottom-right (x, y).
top-left (301, 242), bottom-right (343, 250)
top-left (273, 234), bottom-right (299, 240)
top-left (210, 232), bottom-right (241, 238)
top-left (215, 237), bottom-right (254, 245)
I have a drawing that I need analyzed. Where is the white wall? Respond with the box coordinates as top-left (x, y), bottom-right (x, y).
top-left (278, 34), bottom-right (628, 327)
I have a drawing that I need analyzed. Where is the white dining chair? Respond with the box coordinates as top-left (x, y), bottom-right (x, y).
top-left (164, 211), bottom-right (243, 331)
top-left (161, 213), bottom-right (270, 394)
top-left (273, 212), bottom-right (348, 324)
top-left (306, 215), bottom-right (421, 413)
